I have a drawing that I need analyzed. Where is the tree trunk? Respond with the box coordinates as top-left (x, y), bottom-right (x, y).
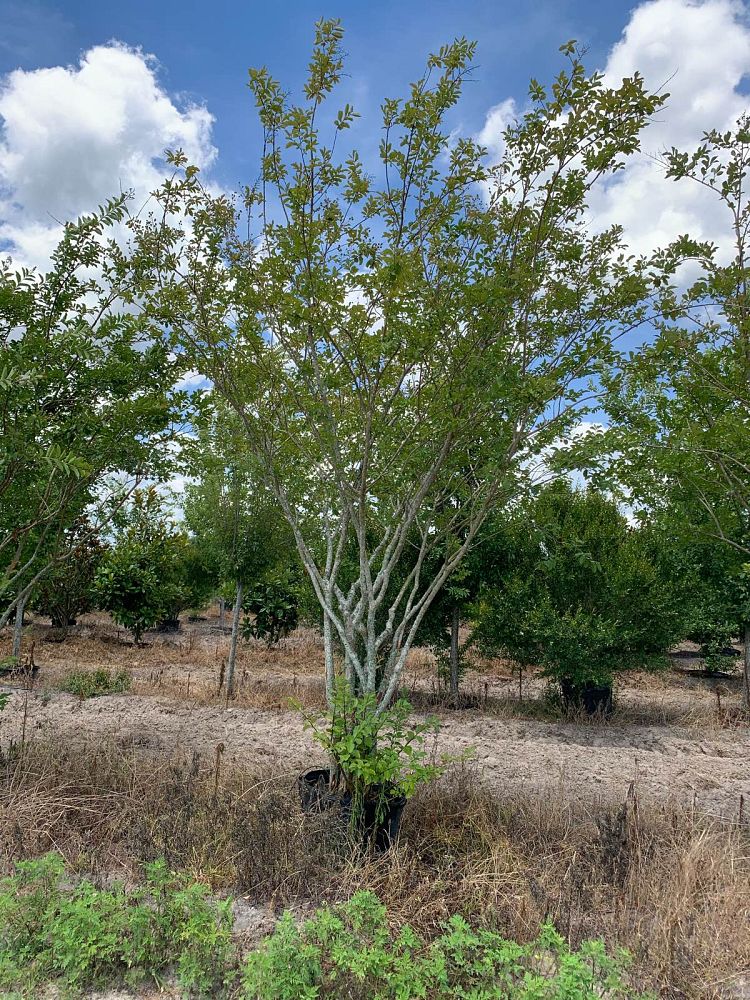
top-left (226, 579), bottom-right (243, 699)
top-left (743, 622), bottom-right (750, 712)
top-left (218, 597), bottom-right (225, 626)
top-left (449, 605), bottom-right (460, 700)
top-left (12, 593), bottom-right (27, 660)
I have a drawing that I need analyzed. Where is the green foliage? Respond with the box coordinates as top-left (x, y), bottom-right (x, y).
top-left (302, 682), bottom-right (451, 820)
top-left (577, 116), bottom-right (750, 614)
top-left (183, 403), bottom-right (296, 596)
top-left (242, 570), bottom-right (300, 646)
top-left (641, 526), bottom-right (746, 673)
top-left (242, 890), bottom-right (653, 999)
top-left (30, 517), bottom-right (106, 629)
top-left (0, 195), bottom-right (184, 624)
top-left (95, 488), bottom-right (206, 641)
top-left (150, 21), bottom-right (666, 705)
top-left (60, 668), bottom-right (131, 698)
top-left (475, 483), bottom-right (681, 694)
top-left (0, 853), bottom-right (233, 997)
top-left (0, 656), bottom-right (19, 676)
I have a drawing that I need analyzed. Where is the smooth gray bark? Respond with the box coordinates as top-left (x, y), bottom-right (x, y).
top-left (226, 579), bottom-right (243, 698)
top-left (11, 593), bottom-right (27, 660)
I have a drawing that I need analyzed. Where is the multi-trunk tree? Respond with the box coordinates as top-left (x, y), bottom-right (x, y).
top-left (152, 21), bottom-right (665, 708)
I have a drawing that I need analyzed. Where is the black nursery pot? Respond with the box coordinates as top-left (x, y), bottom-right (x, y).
top-left (156, 618), bottom-right (181, 633)
top-left (560, 678), bottom-right (613, 716)
top-left (298, 767), bottom-right (338, 813)
top-left (297, 767), bottom-right (406, 851)
top-left (341, 790), bottom-right (407, 852)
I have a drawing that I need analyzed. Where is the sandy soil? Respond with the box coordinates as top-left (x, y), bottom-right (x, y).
top-left (2, 611), bottom-right (748, 822)
top-left (2, 685), bottom-right (748, 821)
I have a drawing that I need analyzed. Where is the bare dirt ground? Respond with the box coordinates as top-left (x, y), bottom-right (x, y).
top-left (2, 608), bottom-right (748, 822)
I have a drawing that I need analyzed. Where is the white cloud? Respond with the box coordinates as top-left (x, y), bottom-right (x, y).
top-left (592, 0), bottom-right (750, 258)
top-left (477, 0), bottom-right (750, 260)
top-left (174, 370), bottom-right (210, 393)
top-left (476, 97), bottom-right (516, 165)
top-left (0, 42), bottom-right (217, 270)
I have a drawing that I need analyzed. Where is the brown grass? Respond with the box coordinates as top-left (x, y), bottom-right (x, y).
top-left (3, 612), bottom-right (746, 730)
top-left (1, 735), bottom-right (747, 998)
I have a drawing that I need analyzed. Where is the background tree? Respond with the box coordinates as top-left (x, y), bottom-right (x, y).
top-left (156, 23), bottom-right (664, 709)
top-left (30, 518), bottom-right (106, 634)
top-left (95, 489), bottom-right (193, 644)
top-left (0, 196), bottom-right (185, 629)
top-left (184, 405), bottom-right (296, 692)
top-left (473, 482), bottom-right (681, 711)
top-left (575, 116), bottom-right (750, 705)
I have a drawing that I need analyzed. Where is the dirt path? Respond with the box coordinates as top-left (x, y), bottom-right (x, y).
top-left (2, 689), bottom-right (748, 819)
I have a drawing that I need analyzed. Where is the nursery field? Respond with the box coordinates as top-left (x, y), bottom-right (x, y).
top-left (1, 610), bottom-right (749, 999)
top-left (2, 609), bottom-right (749, 818)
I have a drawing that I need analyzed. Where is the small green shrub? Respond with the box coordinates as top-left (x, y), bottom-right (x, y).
top-left (60, 668), bottom-right (131, 698)
top-left (242, 890), bottom-right (654, 1000)
top-left (301, 681), bottom-right (458, 837)
top-left (0, 656), bottom-right (19, 676)
top-left (242, 571), bottom-right (300, 646)
top-left (0, 852), bottom-right (233, 997)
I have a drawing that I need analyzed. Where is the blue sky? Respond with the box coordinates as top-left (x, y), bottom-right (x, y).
top-left (0, 0), bottom-right (673, 193)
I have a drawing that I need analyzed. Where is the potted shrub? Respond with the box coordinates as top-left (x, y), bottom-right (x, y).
top-left (298, 682), bottom-right (450, 850)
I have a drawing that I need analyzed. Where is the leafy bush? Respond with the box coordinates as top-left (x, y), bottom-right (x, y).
top-left (302, 682), bottom-right (454, 831)
top-left (31, 518), bottom-right (106, 630)
top-left (242, 890), bottom-right (653, 999)
top-left (474, 483), bottom-right (681, 702)
top-left (95, 488), bottom-right (211, 642)
top-left (60, 668), bottom-right (131, 698)
top-left (0, 852), bottom-right (233, 997)
top-left (242, 571), bottom-right (299, 646)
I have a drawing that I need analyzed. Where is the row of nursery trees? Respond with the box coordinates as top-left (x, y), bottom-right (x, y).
top-left (2, 21), bottom-right (750, 811)
top-left (10, 465), bottom-right (746, 707)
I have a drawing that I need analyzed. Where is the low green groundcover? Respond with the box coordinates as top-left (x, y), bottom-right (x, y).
top-left (0, 853), bottom-right (652, 998)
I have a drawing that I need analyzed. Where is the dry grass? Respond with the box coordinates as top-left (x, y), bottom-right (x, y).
top-left (1, 735), bottom-right (748, 998)
top-left (3, 612), bottom-right (746, 730)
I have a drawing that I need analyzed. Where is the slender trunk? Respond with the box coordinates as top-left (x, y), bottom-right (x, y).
top-left (743, 622), bottom-right (750, 712)
top-left (323, 611), bottom-right (335, 705)
top-left (218, 597), bottom-right (225, 626)
top-left (226, 579), bottom-right (243, 699)
top-left (449, 605), bottom-right (460, 700)
top-left (12, 593), bottom-right (27, 660)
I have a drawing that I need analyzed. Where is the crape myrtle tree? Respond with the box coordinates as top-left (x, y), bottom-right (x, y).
top-left (0, 197), bottom-right (186, 629)
top-left (574, 117), bottom-right (750, 705)
top-left (153, 21), bottom-right (664, 708)
top-left (184, 403), bottom-right (295, 693)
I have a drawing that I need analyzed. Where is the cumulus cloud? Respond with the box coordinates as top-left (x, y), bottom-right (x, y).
top-left (0, 42), bottom-right (217, 270)
top-left (475, 97), bottom-right (516, 165)
top-left (591, 0), bottom-right (750, 258)
top-left (477, 0), bottom-right (750, 260)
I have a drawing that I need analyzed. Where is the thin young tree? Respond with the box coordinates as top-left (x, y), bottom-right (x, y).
top-left (0, 197), bottom-right (185, 628)
top-left (184, 406), bottom-right (294, 695)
